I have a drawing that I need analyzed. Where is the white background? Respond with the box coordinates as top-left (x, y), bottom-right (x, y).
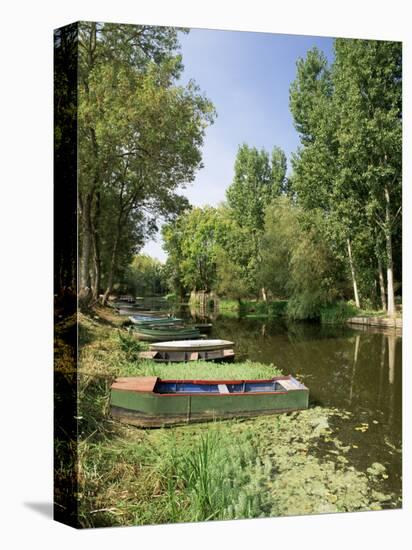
top-left (0, 0), bottom-right (410, 548)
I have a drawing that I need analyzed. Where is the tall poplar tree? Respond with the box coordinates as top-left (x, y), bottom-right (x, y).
top-left (226, 144), bottom-right (287, 299)
top-left (289, 41), bottom-right (402, 313)
top-left (333, 39), bottom-right (402, 316)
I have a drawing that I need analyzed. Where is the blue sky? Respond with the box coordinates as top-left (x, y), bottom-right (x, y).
top-left (142, 28), bottom-right (334, 261)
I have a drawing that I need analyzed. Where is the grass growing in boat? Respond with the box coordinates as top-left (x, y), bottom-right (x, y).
top-left (134, 360), bottom-right (281, 380)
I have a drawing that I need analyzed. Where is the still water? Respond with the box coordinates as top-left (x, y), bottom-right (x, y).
top-left (178, 308), bottom-right (402, 503)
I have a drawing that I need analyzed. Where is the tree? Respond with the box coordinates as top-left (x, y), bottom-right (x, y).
top-left (271, 146), bottom-right (288, 195)
top-left (77, 22), bottom-right (216, 305)
top-left (289, 41), bottom-right (402, 314)
top-left (163, 207), bottom-right (229, 293)
top-left (288, 47), bottom-right (361, 306)
top-left (226, 144), bottom-right (287, 299)
top-left (289, 47), bottom-right (332, 146)
top-left (333, 39), bottom-right (402, 316)
top-left (260, 197), bottom-right (344, 319)
top-left (125, 254), bottom-right (166, 296)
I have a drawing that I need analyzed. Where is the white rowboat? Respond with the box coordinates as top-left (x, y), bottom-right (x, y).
top-left (149, 339), bottom-right (234, 352)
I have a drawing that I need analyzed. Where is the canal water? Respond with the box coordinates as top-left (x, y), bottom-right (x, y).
top-left (176, 308), bottom-right (402, 504)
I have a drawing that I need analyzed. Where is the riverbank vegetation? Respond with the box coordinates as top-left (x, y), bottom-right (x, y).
top-left (71, 310), bottom-right (398, 527)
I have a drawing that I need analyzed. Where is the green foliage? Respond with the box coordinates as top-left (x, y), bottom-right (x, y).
top-left (227, 144), bottom-right (285, 231)
top-left (125, 254), bottom-right (166, 296)
top-left (259, 196), bottom-right (300, 297)
top-left (163, 206), bottom-right (240, 293)
top-left (116, 329), bottom-right (145, 361)
top-left (260, 197), bottom-right (344, 320)
top-left (289, 40), bottom-right (402, 313)
top-left (218, 299), bottom-right (240, 311)
top-left (267, 301), bottom-right (288, 317)
top-left (224, 144), bottom-right (288, 296)
top-left (289, 47), bottom-right (332, 145)
top-left (77, 23), bottom-right (216, 298)
top-left (239, 300), bottom-right (288, 318)
top-left (320, 301), bottom-right (359, 324)
top-left (215, 251), bottom-right (250, 302)
top-left (136, 360), bottom-right (281, 381)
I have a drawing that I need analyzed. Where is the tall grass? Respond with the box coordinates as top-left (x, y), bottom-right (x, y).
top-left (219, 299), bottom-right (240, 310)
top-left (240, 300), bottom-right (287, 318)
top-left (77, 421), bottom-right (267, 526)
top-left (116, 329), bottom-right (145, 361)
top-left (219, 299), bottom-right (288, 319)
top-left (320, 301), bottom-right (359, 324)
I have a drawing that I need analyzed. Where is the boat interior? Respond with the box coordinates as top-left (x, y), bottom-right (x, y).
top-left (154, 380), bottom-right (285, 394)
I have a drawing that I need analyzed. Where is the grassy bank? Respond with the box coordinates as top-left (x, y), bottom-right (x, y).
top-left (320, 301), bottom-right (402, 324)
top-left (219, 299), bottom-right (288, 319)
top-left (218, 298), bottom-right (401, 325)
top-left (68, 309), bottom-right (398, 527)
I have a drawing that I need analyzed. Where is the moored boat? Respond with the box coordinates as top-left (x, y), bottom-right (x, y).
top-left (110, 375), bottom-right (309, 427)
top-left (129, 315), bottom-right (182, 326)
top-left (149, 339), bottom-right (233, 352)
top-left (117, 307), bottom-right (146, 316)
top-left (138, 348), bottom-right (235, 363)
top-left (133, 326), bottom-right (201, 342)
top-left (117, 295), bottom-right (136, 303)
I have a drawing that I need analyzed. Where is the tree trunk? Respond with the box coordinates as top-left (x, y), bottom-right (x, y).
top-left (384, 187), bottom-right (396, 317)
top-left (91, 230), bottom-right (101, 302)
top-left (102, 226), bottom-right (121, 305)
top-left (91, 193), bottom-right (102, 301)
top-left (78, 193), bottom-right (93, 308)
top-left (261, 287), bottom-right (267, 302)
top-left (377, 255), bottom-right (387, 312)
top-left (347, 238), bottom-right (360, 308)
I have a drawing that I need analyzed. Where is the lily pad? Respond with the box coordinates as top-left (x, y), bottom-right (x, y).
top-left (366, 462), bottom-right (387, 477)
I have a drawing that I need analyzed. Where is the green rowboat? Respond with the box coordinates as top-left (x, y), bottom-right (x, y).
top-left (129, 315), bottom-right (183, 326)
top-left (110, 375), bottom-right (309, 427)
top-left (133, 326), bottom-right (201, 342)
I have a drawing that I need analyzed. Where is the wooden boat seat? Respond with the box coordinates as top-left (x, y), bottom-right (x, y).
top-left (218, 384), bottom-right (230, 394)
top-left (278, 378), bottom-right (301, 391)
